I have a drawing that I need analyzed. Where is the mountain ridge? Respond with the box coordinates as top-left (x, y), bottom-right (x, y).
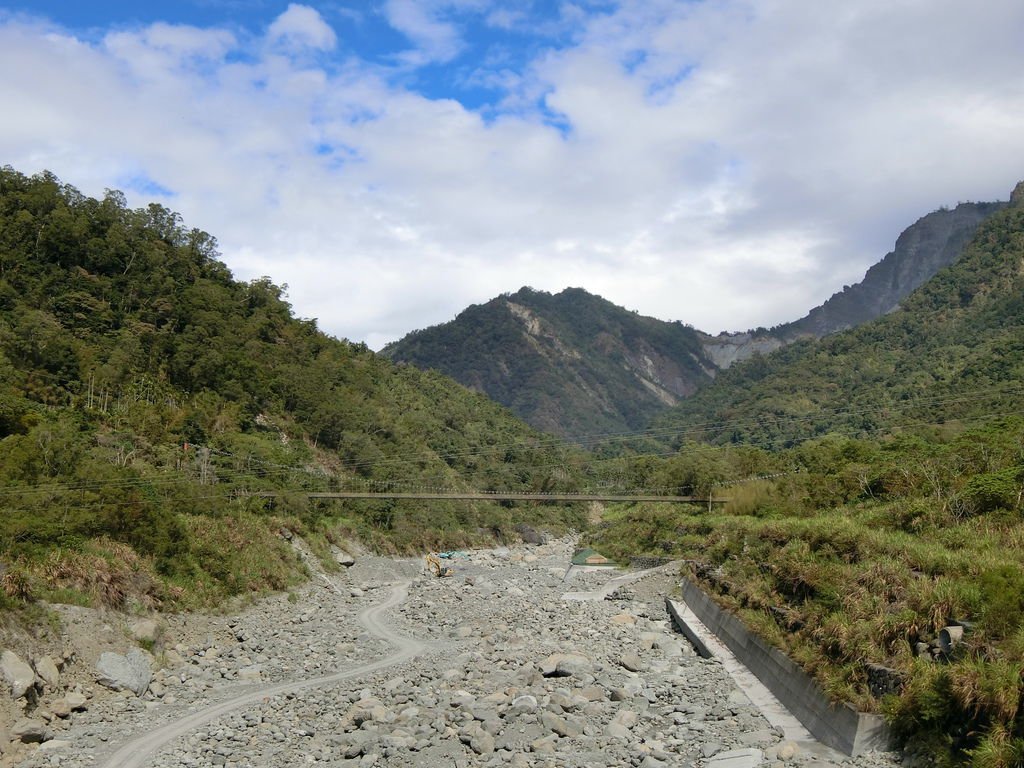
top-left (383, 287), bottom-right (715, 437)
top-left (653, 181), bottom-right (1024, 447)
top-left (385, 197), bottom-right (1005, 438)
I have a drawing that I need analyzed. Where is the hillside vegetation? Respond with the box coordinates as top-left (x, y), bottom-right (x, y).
top-left (588, 184), bottom-right (1024, 766)
top-left (383, 286), bottom-right (715, 438)
top-left (654, 183), bottom-right (1024, 449)
top-left (591, 418), bottom-right (1024, 766)
top-left (0, 167), bottom-right (585, 613)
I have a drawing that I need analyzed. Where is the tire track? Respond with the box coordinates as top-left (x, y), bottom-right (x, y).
top-left (99, 581), bottom-right (423, 768)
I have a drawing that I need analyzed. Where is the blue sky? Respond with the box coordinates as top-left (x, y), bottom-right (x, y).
top-left (2, 1), bottom-right (1024, 348)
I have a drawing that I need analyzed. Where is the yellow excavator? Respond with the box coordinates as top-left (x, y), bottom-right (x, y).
top-left (425, 552), bottom-right (454, 578)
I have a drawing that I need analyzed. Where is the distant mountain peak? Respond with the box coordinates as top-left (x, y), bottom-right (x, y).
top-left (385, 188), bottom-right (1011, 439)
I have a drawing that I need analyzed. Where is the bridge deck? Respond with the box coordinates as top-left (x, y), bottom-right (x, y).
top-left (254, 491), bottom-right (722, 503)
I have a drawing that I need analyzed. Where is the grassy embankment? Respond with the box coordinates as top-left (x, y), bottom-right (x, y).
top-left (589, 423), bottom-right (1024, 765)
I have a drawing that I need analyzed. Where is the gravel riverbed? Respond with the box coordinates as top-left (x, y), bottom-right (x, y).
top-left (11, 540), bottom-right (902, 768)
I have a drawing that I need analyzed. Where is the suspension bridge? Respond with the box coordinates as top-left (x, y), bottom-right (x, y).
top-left (252, 490), bottom-right (724, 504)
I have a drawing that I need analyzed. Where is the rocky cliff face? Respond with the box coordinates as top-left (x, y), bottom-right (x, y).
top-left (700, 200), bottom-right (1005, 368)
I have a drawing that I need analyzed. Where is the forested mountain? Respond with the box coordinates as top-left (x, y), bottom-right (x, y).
top-left (655, 181), bottom-right (1024, 448)
top-left (385, 200), bottom-right (1003, 439)
top-left (0, 167), bottom-right (584, 611)
top-left (382, 287), bottom-right (717, 439)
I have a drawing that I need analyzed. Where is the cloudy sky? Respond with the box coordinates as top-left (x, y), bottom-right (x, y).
top-left (2, 1), bottom-right (1023, 348)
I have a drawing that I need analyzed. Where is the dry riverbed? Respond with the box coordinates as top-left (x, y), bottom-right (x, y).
top-left (3, 540), bottom-right (902, 768)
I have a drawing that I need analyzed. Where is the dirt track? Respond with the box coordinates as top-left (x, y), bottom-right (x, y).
top-left (99, 580), bottom-right (425, 768)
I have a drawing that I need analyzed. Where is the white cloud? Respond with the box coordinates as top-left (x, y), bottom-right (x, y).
top-left (1, 1), bottom-right (1023, 350)
top-left (267, 3), bottom-right (337, 51)
top-left (383, 0), bottom-right (463, 64)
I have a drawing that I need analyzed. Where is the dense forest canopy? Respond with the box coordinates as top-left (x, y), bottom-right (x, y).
top-left (0, 167), bottom-right (586, 609)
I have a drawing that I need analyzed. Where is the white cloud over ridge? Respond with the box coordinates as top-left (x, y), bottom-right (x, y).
top-left (1, 1), bottom-right (1023, 349)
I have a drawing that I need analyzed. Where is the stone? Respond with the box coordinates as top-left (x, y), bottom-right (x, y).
top-left (605, 722), bottom-right (632, 740)
top-left (777, 742), bottom-right (800, 761)
top-left (610, 613), bottom-right (637, 626)
top-left (64, 692), bottom-right (88, 711)
top-left (11, 718), bottom-right (49, 743)
top-left (612, 709), bottom-right (638, 729)
top-left (619, 653), bottom-right (646, 672)
top-left (38, 739), bottom-right (72, 751)
top-left (542, 711), bottom-right (583, 738)
top-left (50, 699), bottom-right (72, 718)
top-left (510, 694), bottom-right (538, 714)
top-left (578, 686), bottom-right (606, 702)
top-left (470, 731), bottom-right (495, 755)
top-left (515, 524), bottom-right (546, 545)
top-left (34, 656), bottom-right (60, 690)
top-left (1, 650), bottom-right (36, 698)
top-left (334, 549), bottom-right (356, 567)
top-left (96, 649), bottom-right (152, 696)
top-left (531, 734), bottom-right (558, 754)
top-left (129, 619), bottom-right (161, 645)
top-left (539, 652), bottom-right (591, 678)
top-left (238, 665), bottom-right (263, 681)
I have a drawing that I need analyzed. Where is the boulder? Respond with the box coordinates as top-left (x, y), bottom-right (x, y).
top-left (542, 711), bottom-right (584, 738)
top-left (333, 549), bottom-right (356, 567)
top-left (619, 653), bottom-right (647, 673)
top-left (1, 650), bottom-right (36, 699)
top-left (34, 656), bottom-right (60, 690)
top-left (510, 694), bottom-right (538, 714)
top-left (64, 691), bottom-right (88, 711)
top-left (539, 652), bottom-right (591, 678)
top-left (470, 730), bottom-right (495, 755)
top-left (95, 649), bottom-right (152, 696)
top-left (50, 698), bottom-right (72, 719)
top-left (11, 718), bottom-right (49, 743)
top-left (514, 524), bottom-right (546, 545)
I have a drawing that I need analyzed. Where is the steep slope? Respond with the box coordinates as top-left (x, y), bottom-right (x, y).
top-left (784, 200), bottom-right (1005, 337)
top-left (655, 181), bottom-right (1024, 448)
top-left (699, 200), bottom-right (1004, 367)
top-left (382, 287), bottom-right (717, 438)
top-left (0, 168), bottom-right (583, 611)
top-left (385, 199), bottom-right (1003, 440)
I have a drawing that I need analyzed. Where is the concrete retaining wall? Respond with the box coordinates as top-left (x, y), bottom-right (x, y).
top-left (670, 578), bottom-right (890, 757)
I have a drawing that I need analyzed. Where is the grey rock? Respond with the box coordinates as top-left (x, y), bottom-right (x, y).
top-left (37, 739), bottom-right (72, 751)
top-left (470, 730), bottom-right (495, 755)
top-left (34, 655), bottom-right (60, 690)
top-left (96, 649), bottom-right (152, 696)
top-left (510, 694), bottom-right (538, 714)
top-left (1, 650), bottom-right (36, 698)
top-left (619, 652), bottom-right (646, 672)
top-left (65, 691), bottom-right (88, 711)
top-left (542, 711), bottom-right (583, 738)
top-left (539, 652), bottom-right (591, 678)
top-left (334, 549), bottom-right (356, 567)
top-left (11, 718), bottom-right (50, 743)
